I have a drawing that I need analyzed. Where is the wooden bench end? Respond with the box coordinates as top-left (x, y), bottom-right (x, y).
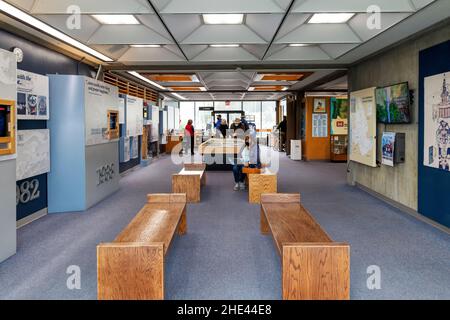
top-left (147, 193), bottom-right (187, 204)
top-left (261, 193), bottom-right (300, 204)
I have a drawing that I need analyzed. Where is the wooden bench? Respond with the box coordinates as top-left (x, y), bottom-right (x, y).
top-left (172, 163), bottom-right (207, 203)
top-left (97, 193), bottom-right (187, 300)
top-left (242, 167), bottom-right (277, 204)
top-left (260, 193), bottom-right (350, 300)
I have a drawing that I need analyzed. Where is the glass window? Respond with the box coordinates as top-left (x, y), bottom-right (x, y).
top-left (214, 101), bottom-right (242, 111)
top-left (243, 101), bottom-right (262, 130)
top-left (280, 99), bottom-right (287, 117)
top-left (195, 101), bottom-right (214, 130)
top-left (262, 101), bottom-right (277, 130)
top-left (179, 102), bottom-right (195, 129)
top-left (167, 106), bottom-right (175, 130)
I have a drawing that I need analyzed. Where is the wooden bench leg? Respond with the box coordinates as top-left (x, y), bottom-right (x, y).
top-left (260, 207), bottom-right (270, 234)
top-left (249, 174), bottom-right (277, 204)
top-left (282, 243), bottom-right (350, 300)
top-left (178, 207), bottom-right (187, 235)
top-left (97, 243), bottom-right (165, 300)
top-left (172, 174), bottom-right (201, 203)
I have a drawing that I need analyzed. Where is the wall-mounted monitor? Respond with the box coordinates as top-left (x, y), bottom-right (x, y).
top-left (0, 100), bottom-right (16, 156)
top-left (107, 110), bottom-right (119, 140)
top-left (376, 82), bottom-right (411, 124)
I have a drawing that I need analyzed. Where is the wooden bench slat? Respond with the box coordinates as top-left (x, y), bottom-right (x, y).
top-left (262, 203), bottom-right (332, 254)
top-left (114, 203), bottom-right (186, 255)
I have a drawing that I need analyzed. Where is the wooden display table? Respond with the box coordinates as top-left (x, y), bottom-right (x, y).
top-left (199, 138), bottom-right (244, 171)
top-left (172, 163), bottom-right (207, 203)
top-left (261, 194), bottom-right (350, 300)
top-left (166, 135), bottom-right (183, 154)
top-left (243, 167), bottom-right (277, 204)
top-left (97, 194), bottom-right (187, 300)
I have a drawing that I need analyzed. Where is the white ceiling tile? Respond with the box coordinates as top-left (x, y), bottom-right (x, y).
top-left (292, 0), bottom-right (415, 13)
top-left (157, 0), bottom-right (287, 14)
top-left (91, 44), bottom-right (131, 60)
top-left (349, 12), bottom-right (412, 42)
top-left (161, 14), bottom-right (202, 42)
top-left (275, 24), bottom-right (362, 44)
top-left (87, 25), bottom-right (173, 45)
top-left (275, 14), bottom-right (311, 40)
top-left (245, 14), bottom-right (284, 42)
top-left (119, 47), bottom-right (185, 62)
top-left (181, 25), bottom-right (267, 44)
top-left (411, 0), bottom-right (436, 10)
top-left (6, 0), bottom-right (35, 11)
top-left (192, 47), bottom-right (259, 61)
top-left (180, 45), bottom-right (209, 60)
top-left (266, 46), bottom-right (331, 61)
top-left (35, 14), bottom-right (100, 43)
top-left (319, 43), bottom-right (359, 59)
top-left (136, 14), bottom-right (172, 40)
top-left (241, 45), bottom-right (267, 60)
top-left (31, 0), bottom-right (153, 14)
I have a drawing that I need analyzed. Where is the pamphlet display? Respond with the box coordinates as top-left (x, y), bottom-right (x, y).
top-left (16, 129), bottom-right (50, 181)
top-left (349, 88), bottom-right (377, 167)
top-left (424, 71), bottom-right (450, 171)
top-left (16, 70), bottom-right (49, 120)
top-left (381, 132), bottom-right (396, 167)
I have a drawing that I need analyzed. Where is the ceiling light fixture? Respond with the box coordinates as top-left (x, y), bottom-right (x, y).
top-left (172, 92), bottom-right (187, 100)
top-left (210, 44), bottom-right (240, 48)
top-left (308, 13), bottom-right (355, 24)
top-left (288, 43), bottom-right (310, 47)
top-left (92, 14), bottom-right (140, 25)
top-left (203, 14), bottom-right (244, 25)
top-left (130, 44), bottom-right (161, 48)
top-left (282, 87), bottom-right (289, 91)
top-left (127, 71), bottom-right (167, 90)
top-left (0, 1), bottom-right (113, 62)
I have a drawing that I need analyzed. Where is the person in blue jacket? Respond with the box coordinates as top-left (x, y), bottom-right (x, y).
top-left (214, 115), bottom-right (222, 138)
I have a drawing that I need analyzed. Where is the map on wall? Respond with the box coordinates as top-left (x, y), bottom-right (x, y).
top-left (349, 87), bottom-right (377, 167)
top-left (17, 70), bottom-right (49, 120)
top-left (84, 78), bottom-right (119, 146)
top-left (424, 72), bottom-right (450, 171)
top-left (16, 129), bottom-right (50, 181)
top-left (126, 96), bottom-right (144, 137)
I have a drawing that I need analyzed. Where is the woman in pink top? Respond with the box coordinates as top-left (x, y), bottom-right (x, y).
top-left (185, 119), bottom-right (195, 155)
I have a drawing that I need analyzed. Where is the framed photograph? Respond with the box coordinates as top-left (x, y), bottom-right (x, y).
top-left (313, 98), bottom-right (327, 113)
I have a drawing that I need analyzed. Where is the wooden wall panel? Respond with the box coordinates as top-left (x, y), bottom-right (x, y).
top-left (303, 97), bottom-right (331, 161)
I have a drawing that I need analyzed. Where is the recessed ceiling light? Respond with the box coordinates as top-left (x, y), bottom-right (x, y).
top-left (92, 15), bottom-right (140, 25)
top-left (203, 14), bottom-right (244, 25)
top-left (288, 44), bottom-right (310, 47)
top-left (127, 71), bottom-right (167, 90)
top-left (0, 1), bottom-right (113, 62)
top-left (210, 44), bottom-right (240, 48)
top-left (130, 44), bottom-right (161, 48)
top-left (282, 87), bottom-right (289, 91)
top-left (308, 13), bottom-right (355, 24)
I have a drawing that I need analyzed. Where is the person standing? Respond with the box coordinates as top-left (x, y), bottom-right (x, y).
top-left (214, 115), bottom-right (222, 138)
top-left (219, 119), bottom-right (229, 138)
top-left (185, 119), bottom-right (195, 155)
top-left (277, 115), bottom-right (287, 151)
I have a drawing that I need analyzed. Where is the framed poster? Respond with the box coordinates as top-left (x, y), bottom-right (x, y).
top-left (349, 87), bottom-right (377, 167)
top-left (126, 96), bottom-right (144, 137)
top-left (118, 97), bottom-right (125, 124)
top-left (17, 70), bottom-right (49, 120)
top-left (331, 98), bottom-right (349, 135)
top-left (312, 113), bottom-right (328, 138)
top-left (381, 132), bottom-right (396, 167)
top-left (84, 79), bottom-right (119, 146)
top-left (313, 98), bottom-right (327, 113)
top-left (424, 72), bottom-right (450, 171)
top-left (16, 129), bottom-right (50, 181)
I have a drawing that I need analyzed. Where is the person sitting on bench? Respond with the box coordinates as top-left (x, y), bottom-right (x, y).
top-left (232, 134), bottom-right (260, 191)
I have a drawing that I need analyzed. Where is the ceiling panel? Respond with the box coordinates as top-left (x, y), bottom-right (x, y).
top-left (348, 13), bottom-right (412, 42)
top-left (154, 0), bottom-right (288, 14)
top-left (161, 14), bottom-right (202, 42)
top-left (275, 24), bottom-right (362, 44)
top-left (275, 14), bottom-right (311, 41)
top-left (136, 14), bottom-right (173, 40)
top-left (92, 44), bottom-right (131, 60)
top-left (191, 47), bottom-right (259, 61)
top-left (87, 25), bottom-right (173, 45)
top-left (319, 43), bottom-right (359, 59)
top-left (266, 46), bottom-right (331, 61)
top-left (118, 47), bottom-right (185, 62)
top-left (245, 14), bottom-right (284, 42)
top-left (411, 0), bottom-right (436, 9)
top-left (181, 25), bottom-right (267, 45)
top-left (6, 0), bottom-right (34, 11)
top-left (30, 0), bottom-right (153, 14)
top-left (292, 0), bottom-right (415, 13)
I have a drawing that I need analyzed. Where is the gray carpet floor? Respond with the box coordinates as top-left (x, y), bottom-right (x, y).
top-left (0, 153), bottom-right (449, 300)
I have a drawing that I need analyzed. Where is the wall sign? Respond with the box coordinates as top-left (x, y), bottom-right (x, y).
top-left (331, 98), bottom-right (349, 135)
top-left (16, 70), bottom-right (49, 120)
top-left (126, 96), bottom-right (144, 137)
top-left (312, 113), bottom-right (328, 138)
top-left (16, 129), bottom-right (50, 181)
top-left (16, 174), bottom-right (47, 221)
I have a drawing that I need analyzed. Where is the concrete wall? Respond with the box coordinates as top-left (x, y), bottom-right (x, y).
top-left (348, 21), bottom-right (450, 210)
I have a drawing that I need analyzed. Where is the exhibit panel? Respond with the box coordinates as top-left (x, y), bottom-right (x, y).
top-left (16, 70), bottom-right (49, 120)
top-left (16, 129), bottom-right (50, 181)
top-left (48, 75), bottom-right (120, 213)
top-left (0, 48), bottom-right (17, 263)
top-left (349, 88), bottom-right (377, 168)
top-left (419, 40), bottom-right (450, 228)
